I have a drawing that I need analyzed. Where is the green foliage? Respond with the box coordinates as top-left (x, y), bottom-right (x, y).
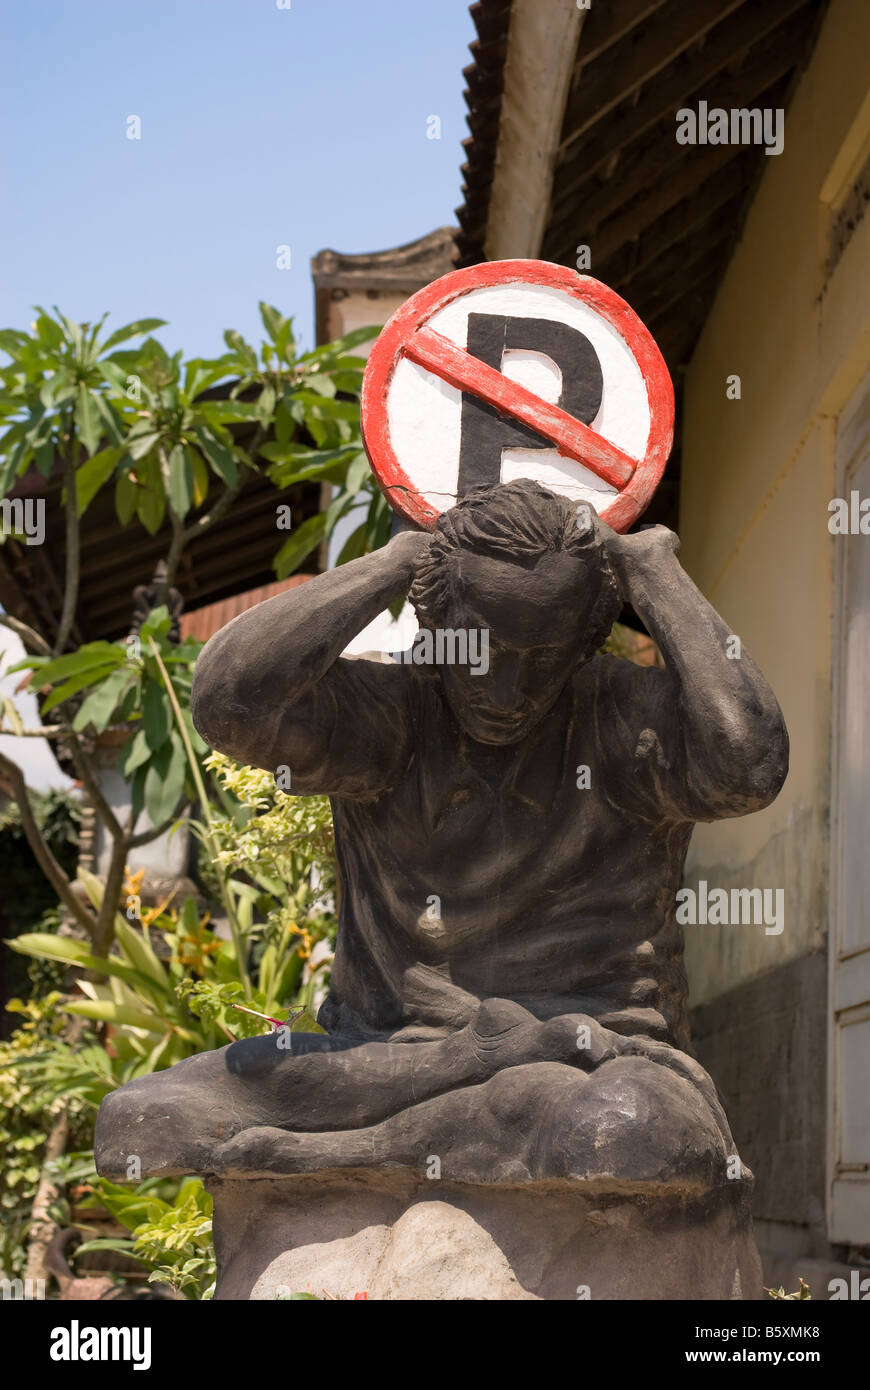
top-left (0, 298), bottom-right (367, 1294)
top-left (9, 753), bottom-right (338, 1060)
top-left (196, 752), bottom-right (337, 1013)
top-left (9, 606), bottom-right (206, 833)
top-left (4, 756), bottom-right (338, 1290)
top-left (0, 308), bottom-right (165, 495)
top-left (8, 871), bottom-right (228, 1073)
top-left (0, 788), bottom-right (80, 1003)
top-left (0, 994), bottom-right (93, 1276)
top-left (76, 1176), bottom-right (216, 1300)
top-left (0, 302), bottom-right (389, 573)
top-left (178, 979), bottom-right (325, 1040)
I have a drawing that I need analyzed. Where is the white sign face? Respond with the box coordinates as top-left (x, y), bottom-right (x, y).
top-left (361, 262), bottom-right (673, 534)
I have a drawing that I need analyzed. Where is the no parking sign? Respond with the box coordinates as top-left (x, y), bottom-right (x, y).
top-left (361, 260), bottom-right (674, 533)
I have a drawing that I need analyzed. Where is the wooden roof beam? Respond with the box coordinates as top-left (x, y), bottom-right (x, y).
top-left (552, 0), bottom-right (813, 208)
top-left (571, 0), bottom-right (671, 73)
top-left (594, 185), bottom-right (748, 288)
top-left (547, 65), bottom-right (793, 266)
top-left (551, 24), bottom-right (806, 240)
top-left (652, 268), bottom-right (731, 365)
top-left (560, 0), bottom-right (749, 155)
top-left (630, 238), bottom-right (737, 332)
top-left (616, 225), bottom-right (738, 322)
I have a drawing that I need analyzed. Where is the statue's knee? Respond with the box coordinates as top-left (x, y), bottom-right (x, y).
top-left (94, 1049), bottom-right (237, 1180)
top-left (545, 1056), bottom-right (727, 1185)
top-left (481, 1061), bottom-right (580, 1124)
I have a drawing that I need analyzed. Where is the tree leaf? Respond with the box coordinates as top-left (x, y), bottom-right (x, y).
top-left (64, 1000), bottom-right (166, 1033)
top-left (7, 933), bottom-right (159, 993)
top-left (179, 705), bottom-right (208, 756)
top-left (32, 642), bottom-right (125, 688)
top-left (259, 302), bottom-right (287, 344)
top-left (34, 436), bottom-right (56, 475)
top-left (222, 329), bottom-right (258, 369)
top-left (0, 328), bottom-right (29, 354)
top-left (302, 373), bottom-right (337, 399)
top-left (137, 484), bottom-right (166, 535)
top-left (114, 916), bottom-right (172, 990)
top-left (188, 447), bottom-right (209, 507)
top-left (130, 763), bottom-right (147, 830)
top-left (183, 358), bottom-right (230, 400)
top-left (135, 454), bottom-right (166, 535)
top-left (72, 666), bottom-right (134, 733)
top-left (75, 383), bottom-right (101, 456)
top-left (52, 308), bottom-right (84, 357)
top-left (295, 392), bottom-right (361, 420)
top-left (335, 520), bottom-right (369, 566)
top-left (167, 443), bottom-right (193, 518)
top-left (119, 726), bottom-right (151, 777)
top-left (197, 400), bottom-right (261, 425)
top-left (92, 391), bottom-right (124, 446)
top-left (32, 310), bottom-right (66, 351)
top-left (274, 401), bottom-right (293, 448)
top-left (344, 451), bottom-right (371, 498)
top-left (115, 470), bottom-right (137, 525)
top-left (194, 427), bottom-right (237, 486)
top-left (142, 680), bottom-right (171, 751)
top-left (127, 430), bottom-right (161, 462)
top-left (273, 513), bottom-right (327, 580)
top-left (73, 1239), bottom-right (140, 1258)
top-left (41, 663), bottom-right (120, 715)
top-left (0, 437), bottom-right (28, 496)
top-left (75, 446), bottom-right (120, 516)
top-left (39, 369), bottom-right (75, 408)
top-left (100, 318), bottom-right (168, 353)
top-left (143, 730), bottom-right (186, 826)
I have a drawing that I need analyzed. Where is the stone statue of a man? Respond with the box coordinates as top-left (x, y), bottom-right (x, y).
top-left (97, 479), bottom-right (787, 1197)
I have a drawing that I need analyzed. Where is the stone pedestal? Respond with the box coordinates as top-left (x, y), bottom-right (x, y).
top-left (208, 1169), bottom-right (763, 1301)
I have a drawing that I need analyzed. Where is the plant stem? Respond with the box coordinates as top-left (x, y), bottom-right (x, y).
top-left (54, 443), bottom-right (81, 655)
top-left (93, 834), bottom-right (128, 957)
top-left (146, 637), bottom-right (251, 997)
top-left (0, 750), bottom-right (98, 939)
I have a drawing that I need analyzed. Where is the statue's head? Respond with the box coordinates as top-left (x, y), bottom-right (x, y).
top-left (408, 479), bottom-right (621, 745)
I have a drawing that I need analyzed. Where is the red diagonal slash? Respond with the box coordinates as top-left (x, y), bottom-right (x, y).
top-left (404, 325), bottom-right (637, 491)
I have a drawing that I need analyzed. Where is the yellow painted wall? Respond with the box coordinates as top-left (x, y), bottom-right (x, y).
top-left (680, 0), bottom-right (870, 1004)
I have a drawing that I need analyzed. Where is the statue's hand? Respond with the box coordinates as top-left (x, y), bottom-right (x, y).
top-left (538, 1012), bottom-right (635, 1071)
top-left (388, 527), bottom-right (433, 561)
top-left (386, 526), bottom-right (434, 580)
top-left (595, 520), bottom-right (680, 601)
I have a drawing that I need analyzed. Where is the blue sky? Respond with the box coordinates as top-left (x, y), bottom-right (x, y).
top-left (1, 0), bottom-right (476, 357)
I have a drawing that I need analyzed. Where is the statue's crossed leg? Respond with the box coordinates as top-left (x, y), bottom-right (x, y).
top-left (95, 998), bottom-right (734, 1186)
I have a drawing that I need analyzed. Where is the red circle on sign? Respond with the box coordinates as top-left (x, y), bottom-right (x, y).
top-left (361, 260), bottom-right (674, 533)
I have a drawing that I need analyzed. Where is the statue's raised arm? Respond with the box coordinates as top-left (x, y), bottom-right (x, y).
top-left (593, 520), bottom-right (788, 824)
top-left (190, 529), bottom-right (430, 795)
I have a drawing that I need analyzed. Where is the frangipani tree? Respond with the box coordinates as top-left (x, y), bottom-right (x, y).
top-left (0, 302), bottom-right (387, 956)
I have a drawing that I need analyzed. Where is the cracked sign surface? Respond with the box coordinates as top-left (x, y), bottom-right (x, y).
top-left (361, 260), bottom-right (674, 533)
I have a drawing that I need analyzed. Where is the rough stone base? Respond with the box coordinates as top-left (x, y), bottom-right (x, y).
top-left (209, 1170), bottom-right (763, 1301)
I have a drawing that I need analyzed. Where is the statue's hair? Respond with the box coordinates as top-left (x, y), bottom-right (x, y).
top-left (408, 479), bottom-right (621, 657)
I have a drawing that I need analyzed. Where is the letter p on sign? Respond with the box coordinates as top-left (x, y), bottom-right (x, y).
top-left (361, 260), bottom-right (674, 533)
